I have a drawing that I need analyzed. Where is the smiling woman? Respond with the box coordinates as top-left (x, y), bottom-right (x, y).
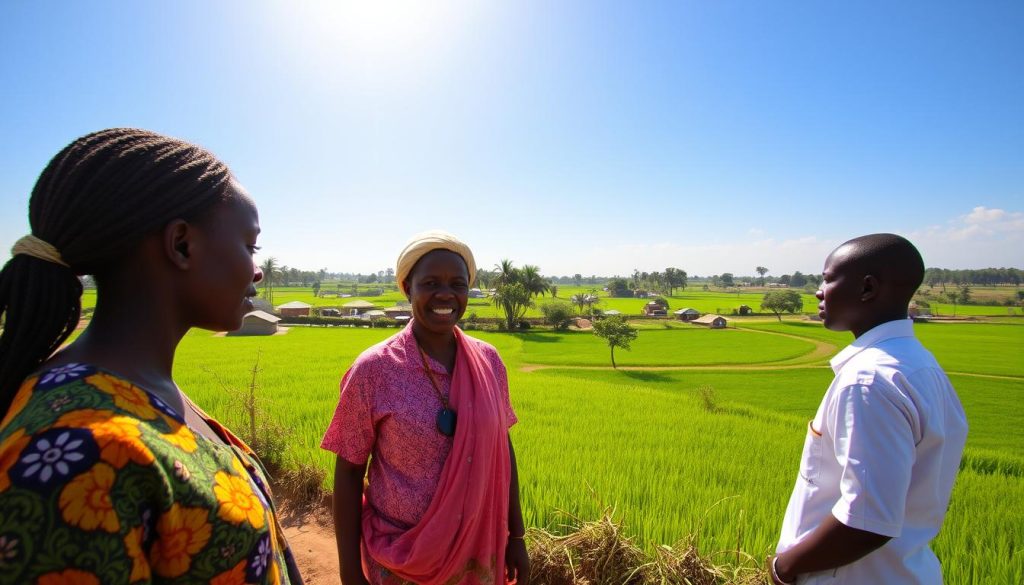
top-left (321, 230), bottom-right (530, 585)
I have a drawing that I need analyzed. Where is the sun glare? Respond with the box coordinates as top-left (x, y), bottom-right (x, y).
top-left (274, 0), bottom-right (478, 82)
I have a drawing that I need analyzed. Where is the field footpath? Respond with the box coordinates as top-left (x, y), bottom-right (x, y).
top-left (519, 325), bottom-right (838, 372)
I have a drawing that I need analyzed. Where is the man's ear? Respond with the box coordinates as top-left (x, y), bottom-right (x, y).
top-left (164, 219), bottom-right (192, 270)
top-left (861, 274), bottom-right (879, 301)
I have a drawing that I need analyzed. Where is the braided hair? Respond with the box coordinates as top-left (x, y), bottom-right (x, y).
top-left (0, 128), bottom-right (234, 416)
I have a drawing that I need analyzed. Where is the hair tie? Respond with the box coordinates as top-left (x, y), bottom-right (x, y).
top-left (11, 235), bottom-right (70, 268)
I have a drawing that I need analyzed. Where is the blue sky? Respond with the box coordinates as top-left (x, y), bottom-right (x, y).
top-left (2, 1), bottom-right (1021, 277)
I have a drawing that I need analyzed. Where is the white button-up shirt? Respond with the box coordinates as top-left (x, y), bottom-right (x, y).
top-left (777, 319), bottom-right (968, 585)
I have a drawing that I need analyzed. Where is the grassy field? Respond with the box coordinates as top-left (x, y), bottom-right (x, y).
top-left (166, 318), bottom-right (1024, 584)
top-left (80, 284), bottom-right (1022, 319)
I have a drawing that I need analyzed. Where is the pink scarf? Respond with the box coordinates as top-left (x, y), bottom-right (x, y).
top-left (362, 327), bottom-right (512, 585)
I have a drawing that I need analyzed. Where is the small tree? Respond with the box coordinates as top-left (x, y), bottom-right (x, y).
top-left (720, 273), bottom-right (735, 288)
top-left (958, 284), bottom-right (971, 305)
top-left (593, 315), bottom-right (638, 369)
top-left (607, 278), bottom-right (632, 298)
top-left (663, 267), bottom-right (688, 295)
top-left (492, 281), bottom-right (533, 330)
top-left (761, 289), bottom-right (803, 322)
top-left (540, 300), bottom-right (575, 331)
top-left (312, 281), bottom-right (321, 297)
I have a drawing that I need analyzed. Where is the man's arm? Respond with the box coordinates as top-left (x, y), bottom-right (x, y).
top-left (772, 514), bottom-right (890, 583)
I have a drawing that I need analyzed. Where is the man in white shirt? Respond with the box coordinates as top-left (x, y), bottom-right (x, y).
top-left (771, 234), bottom-right (968, 585)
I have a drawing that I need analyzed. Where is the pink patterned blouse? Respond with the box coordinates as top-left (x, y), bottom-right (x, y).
top-left (321, 324), bottom-right (517, 531)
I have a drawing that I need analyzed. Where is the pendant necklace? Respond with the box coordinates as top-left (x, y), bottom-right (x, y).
top-left (417, 344), bottom-right (457, 437)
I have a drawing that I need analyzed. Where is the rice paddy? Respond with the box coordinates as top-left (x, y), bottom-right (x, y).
top-left (170, 318), bottom-right (1024, 584)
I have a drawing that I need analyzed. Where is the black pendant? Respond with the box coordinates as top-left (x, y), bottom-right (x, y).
top-left (436, 408), bottom-right (457, 437)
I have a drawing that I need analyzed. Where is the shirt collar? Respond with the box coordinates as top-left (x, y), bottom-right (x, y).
top-left (829, 318), bottom-right (915, 374)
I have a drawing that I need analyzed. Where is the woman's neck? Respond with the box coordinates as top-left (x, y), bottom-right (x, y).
top-left (50, 296), bottom-right (187, 398)
top-left (411, 322), bottom-right (457, 372)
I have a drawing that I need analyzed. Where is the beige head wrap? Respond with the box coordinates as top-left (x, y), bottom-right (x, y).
top-left (396, 230), bottom-right (476, 295)
top-left (11, 235), bottom-right (70, 268)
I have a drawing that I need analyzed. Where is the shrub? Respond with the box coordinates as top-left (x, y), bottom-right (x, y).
top-left (540, 300), bottom-right (575, 330)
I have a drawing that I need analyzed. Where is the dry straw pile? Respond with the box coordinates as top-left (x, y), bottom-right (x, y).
top-left (526, 512), bottom-right (767, 585)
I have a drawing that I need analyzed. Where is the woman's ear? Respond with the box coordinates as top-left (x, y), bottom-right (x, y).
top-left (164, 219), bottom-right (192, 269)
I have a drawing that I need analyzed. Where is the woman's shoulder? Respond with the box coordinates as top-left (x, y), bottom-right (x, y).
top-left (348, 327), bottom-right (415, 373)
top-left (2, 363), bottom-right (192, 455)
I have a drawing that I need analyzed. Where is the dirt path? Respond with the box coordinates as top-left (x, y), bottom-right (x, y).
top-left (519, 326), bottom-right (839, 373)
top-left (279, 504), bottom-right (340, 585)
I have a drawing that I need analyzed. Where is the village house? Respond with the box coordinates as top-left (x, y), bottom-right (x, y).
top-left (230, 310), bottom-right (280, 336)
top-left (276, 301), bottom-right (312, 317)
top-left (674, 308), bottom-right (700, 321)
top-left (342, 299), bottom-right (377, 316)
top-left (383, 304), bottom-right (413, 319)
top-left (692, 314), bottom-right (728, 329)
top-left (642, 301), bottom-right (668, 317)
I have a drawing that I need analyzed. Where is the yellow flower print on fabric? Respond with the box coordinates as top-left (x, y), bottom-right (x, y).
top-left (55, 410), bottom-right (155, 469)
top-left (124, 526), bottom-right (151, 583)
top-left (160, 416), bottom-right (198, 453)
top-left (86, 373), bottom-right (158, 420)
top-left (210, 560), bottom-right (247, 585)
top-left (0, 377), bottom-right (35, 427)
top-left (36, 569), bottom-right (101, 585)
top-left (150, 504), bottom-right (212, 578)
top-left (59, 462), bottom-right (119, 533)
top-left (0, 428), bottom-right (31, 492)
top-left (214, 470), bottom-right (266, 529)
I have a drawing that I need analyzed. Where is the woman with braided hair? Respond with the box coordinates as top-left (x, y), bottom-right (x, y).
top-left (0, 128), bottom-right (302, 584)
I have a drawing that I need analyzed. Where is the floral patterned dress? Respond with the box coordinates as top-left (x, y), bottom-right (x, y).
top-left (0, 364), bottom-right (302, 585)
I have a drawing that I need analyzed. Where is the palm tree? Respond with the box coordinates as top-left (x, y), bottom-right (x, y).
top-left (756, 266), bottom-right (769, 287)
top-left (260, 257), bottom-right (278, 304)
top-left (570, 291), bottom-right (600, 316)
top-left (494, 259), bottom-right (519, 287)
top-left (520, 265), bottom-right (550, 298)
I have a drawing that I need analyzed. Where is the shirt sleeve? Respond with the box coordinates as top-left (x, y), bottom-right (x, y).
top-left (320, 360), bottom-right (377, 465)
top-left (828, 381), bottom-right (916, 538)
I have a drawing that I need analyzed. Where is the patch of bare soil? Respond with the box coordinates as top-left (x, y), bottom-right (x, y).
top-left (279, 498), bottom-right (340, 585)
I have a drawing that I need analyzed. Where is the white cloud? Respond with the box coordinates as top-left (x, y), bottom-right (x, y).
top-left (911, 207), bottom-right (1023, 268)
top-left (571, 236), bottom-right (838, 277)
top-left (964, 206), bottom-right (1009, 225)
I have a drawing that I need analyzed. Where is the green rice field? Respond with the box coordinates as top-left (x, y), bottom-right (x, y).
top-left (82, 284), bottom-right (1023, 319)
top-left (166, 317), bottom-right (1024, 584)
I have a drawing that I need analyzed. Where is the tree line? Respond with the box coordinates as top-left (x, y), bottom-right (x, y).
top-left (923, 267), bottom-right (1022, 288)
